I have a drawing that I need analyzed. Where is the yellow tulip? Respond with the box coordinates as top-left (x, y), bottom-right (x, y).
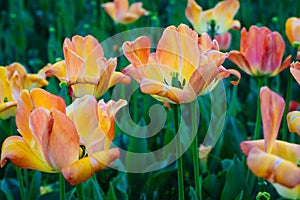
top-left (185, 0), bottom-right (240, 35)
top-left (102, 0), bottom-right (148, 24)
top-left (122, 24), bottom-right (240, 104)
top-left (1, 88), bottom-right (126, 185)
top-left (45, 35), bottom-right (130, 98)
top-left (0, 62), bottom-right (48, 119)
top-left (240, 86), bottom-right (300, 199)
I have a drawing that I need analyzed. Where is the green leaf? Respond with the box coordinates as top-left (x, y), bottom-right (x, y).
top-left (82, 177), bottom-right (105, 200)
top-left (189, 187), bottom-right (198, 200)
top-left (107, 182), bottom-right (118, 200)
top-left (37, 191), bottom-right (60, 200)
top-left (1, 178), bottom-right (21, 200)
top-left (202, 172), bottom-right (226, 200)
top-left (28, 171), bottom-right (42, 200)
top-left (110, 173), bottom-right (128, 200)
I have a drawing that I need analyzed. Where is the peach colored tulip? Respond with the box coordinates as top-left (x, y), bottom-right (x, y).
top-left (44, 35), bottom-right (130, 98)
top-left (214, 32), bottom-right (231, 50)
top-left (240, 86), bottom-right (300, 199)
top-left (185, 0), bottom-right (240, 35)
top-left (228, 26), bottom-right (291, 77)
top-left (102, 0), bottom-right (148, 24)
top-left (1, 88), bottom-right (126, 185)
top-left (122, 24), bottom-right (240, 104)
top-left (0, 63), bottom-right (48, 119)
top-left (286, 17), bottom-right (300, 47)
top-left (290, 61), bottom-right (300, 84)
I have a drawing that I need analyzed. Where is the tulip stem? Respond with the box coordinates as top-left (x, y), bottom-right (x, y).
top-left (59, 173), bottom-right (65, 200)
top-left (253, 77), bottom-right (264, 140)
top-left (16, 167), bottom-right (26, 200)
top-left (172, 104), bottom-right (184, 200)
top-left (191, 101), bottom-right (202, 200)
top-left (76, 183), bottom-right (85, 200)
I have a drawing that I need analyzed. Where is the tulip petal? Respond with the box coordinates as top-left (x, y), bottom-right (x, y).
top-left (156, 24), bottom-right (199, 80)
top-left (247, 147), bottom-right (300, 188)
top-left (1, 136), bottom-right (54, 172)
top-left (42, 109), bottom-right (79, 170)
top-left (102, 2), bottom-right (116, 21)
top-left (228, 50), bottom-right (252, 75)
top-left (122, 36), bottom-right (151, 67)
top-left (45, 61), bottom-right (67, 81)
top-left (61, 148), bottom-right (120, 185)
top-left (260, 86), bottom-right (285, 153)
top-left (290, 61), bottom-right (300, 84)
top-left (115, 0), bottom-right (129, 19)
top-left (185, 0), bottom-right (202, 33)
top-left (273, 183), bottom-right (300, 200)
top-left (287, 111), bottom-right (300, 136)
top-left (140, 78), bottom-right (190, 104)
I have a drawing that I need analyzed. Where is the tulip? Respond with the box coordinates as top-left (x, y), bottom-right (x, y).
top-left (185, 0), bottom-right (240, 35)
top-left (214, 32), bottom-right (232, 51)
top-left (240, 86), bottom-right (300, 199)
top-left (286, 17), bottom-right (300, 48)
top-left (122, 24), bottom-right (240, 104)
top-left (102, 0), bottom-right (148, 24)
top-left (0, 63), bottom-right (48, 119)
top-left (1, 88), bottom-right (126, 185)
top-left (228, 26), bottom-right (291, 77)
top-left (44, 35), bottom-right (130, 98)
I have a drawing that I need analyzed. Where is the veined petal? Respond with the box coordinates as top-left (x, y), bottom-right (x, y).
top-left (228, 50), bottom-right (252, 75)
top-left (156, 24), bottom-right (200, 80)
top-left (261, 32), bottom-right (285, 75)
top-left (24, 74), bottom-right (48, 89)
top-left (122, 36), bottom-right (151, 67)
top-left (1, 136), bottom-right (54, 172)
top-left (42, 109), bottom-right (79, 170)
top-left (290, 61), bottom-right (300, 84)
top-left (140, 78), bottom-right (190, 104)
top-left (61, 148), bottom-right (120, 185)
top-left (287, 111), bottom-right (300, 136)
top-left (247, 147), bottom-right (300, 188)
top-left (115, 0), bottom-right (129, 20)
top-left (107, 71), bottom-right (130, 89)
top-left (260, 86), bottom-right (285, 153)
top-left (44, 61), bottom-right (67, 81)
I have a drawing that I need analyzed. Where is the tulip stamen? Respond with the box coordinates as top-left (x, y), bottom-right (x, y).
top-left (79, 144), bottom-right (88, 159)
top-left (3, 97), bottom-right (8, 102)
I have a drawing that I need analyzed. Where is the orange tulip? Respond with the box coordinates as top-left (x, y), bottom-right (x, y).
top-left (0, 62), bottom-right (48, 119)
top-left (1, 88), bottom-right (126, 185)
top-left (286, 17), bottom-right (300, 47)
top-left (290, 61), bottom-right (300, 84)
top-left (44, 35), bottom-right (130, 98)
top-left (240, 86), bottom-right (300, 199)
top-left (122, 24), bottom-right (240, 104)
top-left (102, 0), bottom-right (148, 24)
top-left (228, 26), bottom-right (291, 77)
top-left (185, 0), bottom-right (240, 35)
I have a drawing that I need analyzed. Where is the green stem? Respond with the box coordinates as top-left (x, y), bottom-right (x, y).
top-left (76, 183), bottom-right (85, 200)
top-left (209, 19), bottom-right (216, 40)
top-left (172, 104), bottom-right (184, 200)
top-left (16, 167), bottom-right (26, 200)
top-left (59, 173), bottom-right (65, 200)
top-left (253, 77), bottom-right (264, 140)
top-left (191, 102), bottom-right (201, 200)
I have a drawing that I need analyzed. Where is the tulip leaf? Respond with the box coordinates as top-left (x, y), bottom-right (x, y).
top-left (188, 187), bottom-right (198, 200)
top-left (1, 178), bottom-right (22, 200)
top-left (221, 156), bottom-right (250, 200)
top-left (28, 171), bottom-right (41, 200)
top-left (37, 191), bottom-right (59, 200)
top-left (107, 182), bottom-right (118, 200)
top-left (202, 171), bottom-right (226, 199)
top-left (82, 177), bottom-right (105, 200)
top-left (110, 173), bottom-right (128, 200)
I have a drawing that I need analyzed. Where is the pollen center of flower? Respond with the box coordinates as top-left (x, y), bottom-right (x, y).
top-left (3, 96), bottom-right (8, 102)
top-left (79, 144), bottom-right (88, 159)
top-left (163, 72), bottom-right (186, 89)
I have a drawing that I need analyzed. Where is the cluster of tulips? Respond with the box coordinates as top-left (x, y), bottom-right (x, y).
top-left (1, 0), bottom-right (300, 199)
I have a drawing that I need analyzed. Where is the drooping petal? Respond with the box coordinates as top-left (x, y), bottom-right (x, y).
top-left (1, 136), bottom-right (54, 172)
top-left (228, 50), bottom-right (253, 75)
top-left (260, 86), bottom-right (285, 153)
top-left (140, 78), bottom-right (190, 104)
top-left (185, 0), bottom-right (203, 33)
top-left (290, 61), bottom-right (300, 84)
top-left (44, 61), bottom-right (67, 81)
top-left (61, 148), bottom-right (120, 185)
top-left (102, 2), bottom-right (117, 21)
top-left (122, 36), bottom-right (151, 67)
top-left (287, 111), bottom-right (300, 136)
top-left (246, 147), bottom-right (300, 188)
top-left (42, 108), bottom-right (79, 170)
top-left (156, 24), bottom-right (200, 80)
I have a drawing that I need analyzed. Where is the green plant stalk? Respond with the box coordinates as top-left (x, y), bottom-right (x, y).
top-left (173, 104), bottom-right (184, 200)
top-left (16, 167), bottom-right (26, 200)
top-left (191, 102), bottom-right (202, 200)
top-left (253, 77), bottom-right (264, 140)
top-left (282, 46), bottom-right (298, 141)
top-left (60, 173), bottom-right (65, 200)
top-left (76, 183), bottom-right (85, 200)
